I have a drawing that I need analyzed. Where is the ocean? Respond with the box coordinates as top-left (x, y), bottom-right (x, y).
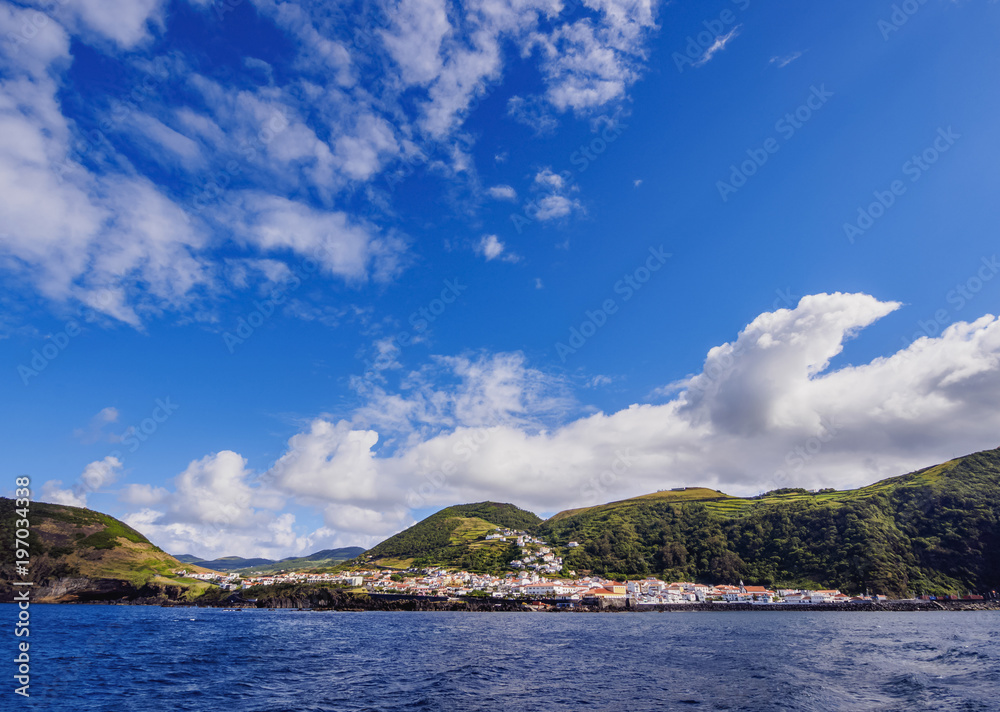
top-left (10, 606), bottom-right (999, 711)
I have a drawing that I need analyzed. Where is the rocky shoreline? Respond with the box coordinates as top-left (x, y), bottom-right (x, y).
top-left (11, 578), bottom-right (998, 613)
top-left (81, 595), bottom-right (1000, 614)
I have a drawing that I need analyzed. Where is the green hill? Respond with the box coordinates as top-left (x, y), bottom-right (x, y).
top-left (360, 502), bottom-right (542, 572)
top-left (0, 498), bottom-right (215, 602)
top-left (538, 447), bottom-right (1000, 597)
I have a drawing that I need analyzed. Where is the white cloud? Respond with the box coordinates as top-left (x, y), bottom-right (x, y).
top-left (695, 26), bottom-right (741, 67)
top-left (39, 455), bottom-right (123, 508)
top-left (79, 456), bottom-right (124, 491)
top-left (332, 113), bottom-right (400, 181)
top-left (129, 113), bottom-right (204, 169)
top-left (269, 421), bottom-right (383, 502)
top-left (528, 168), bottom-right (583, 221)
top-left (73, 406), bottom-right (121, 444)
top-left (528, 0), bottom-right (658, 112)
top-left (507, 94), bottom-right (560, 134)
top-left (379, 0), bottom-right (451, 86)
top-left (476, 234), bottom-right (519, 262)
top-left (479, 234), bottom-right (505, 260)
top-left (534, 168), bottom-right (564, 190)
top-left (770, 52), bottom-right (803, 68)
top-left (487, 184), bottom-right (517, 201)
top-left (0, 11), bottom-right (209, 324)
top-left (350, 351), bottom-right (574, 440)
top-left (20, 0), bottom-right (167, 49)
top-left (41, 481), bottom-right (87, 508)
top-left (232, 193), bottom-right (407, 283)
top-left (359, 295), bottom-right (1000, 512)
top-left (119, 451), bottom-right (319, 560)
top-left (120, 483), bottom-right (169, 506)
top-left (534, 194), bottom-right (581, 220)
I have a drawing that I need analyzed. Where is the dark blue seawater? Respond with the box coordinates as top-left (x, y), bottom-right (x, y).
top-left (5, 605), bottom-right (999, 711)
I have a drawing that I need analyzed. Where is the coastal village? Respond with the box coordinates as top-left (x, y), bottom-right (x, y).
top-left (175, 526), bottom-right (896, 606)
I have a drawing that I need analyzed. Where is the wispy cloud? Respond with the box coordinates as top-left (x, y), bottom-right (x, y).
top-left (73, 407), bottom-right (122, 445)
top-left (0, 0), bottom-right (665, 326)
top-left (770, 51), bottom-right (803, 68)
top-left (695, 26), bottom-right (742, 67)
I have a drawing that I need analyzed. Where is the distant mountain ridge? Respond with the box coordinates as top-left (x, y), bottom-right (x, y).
top-left (173, 548), bottom-right (366, 573)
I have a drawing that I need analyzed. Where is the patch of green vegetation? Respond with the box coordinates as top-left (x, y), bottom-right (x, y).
top-left (449, 516), bottom-right (498, 543)
top-left (148, 575), bottom-right (215, 599)
top-left (536, 448), bottom-right (1000, 597)
top-left (362, 502), bottom-right (540, 574)
top-left (77, 517), bottom-right (149, 550)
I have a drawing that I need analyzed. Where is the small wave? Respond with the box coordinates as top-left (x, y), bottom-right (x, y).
top-left (930, 647), bottom-right (992, 662)
top-left (881, 672), bottom-right (929, 700)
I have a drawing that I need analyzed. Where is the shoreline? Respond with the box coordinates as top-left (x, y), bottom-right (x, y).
top-left (17, 598), bottom-right (999, 614)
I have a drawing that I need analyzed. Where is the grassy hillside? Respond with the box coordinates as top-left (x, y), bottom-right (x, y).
top-left (361, 502), bottom-right (541, 573)
top-left (549, 487), bottom-right (736, 522)
top-left (0, 498), bottom-right (213, 602)
top-left (538, 448), bottom-right (1000, 597)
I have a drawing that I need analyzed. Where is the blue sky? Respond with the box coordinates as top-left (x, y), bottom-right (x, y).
top-left (2, 0), bottom-right (999, 558)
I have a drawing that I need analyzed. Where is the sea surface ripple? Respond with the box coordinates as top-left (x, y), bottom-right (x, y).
top-left (10, 606), bottom-right (1000, 711)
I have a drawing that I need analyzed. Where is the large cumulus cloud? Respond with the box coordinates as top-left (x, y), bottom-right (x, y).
top-left (110, 293), bottom-right (1000, 557)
